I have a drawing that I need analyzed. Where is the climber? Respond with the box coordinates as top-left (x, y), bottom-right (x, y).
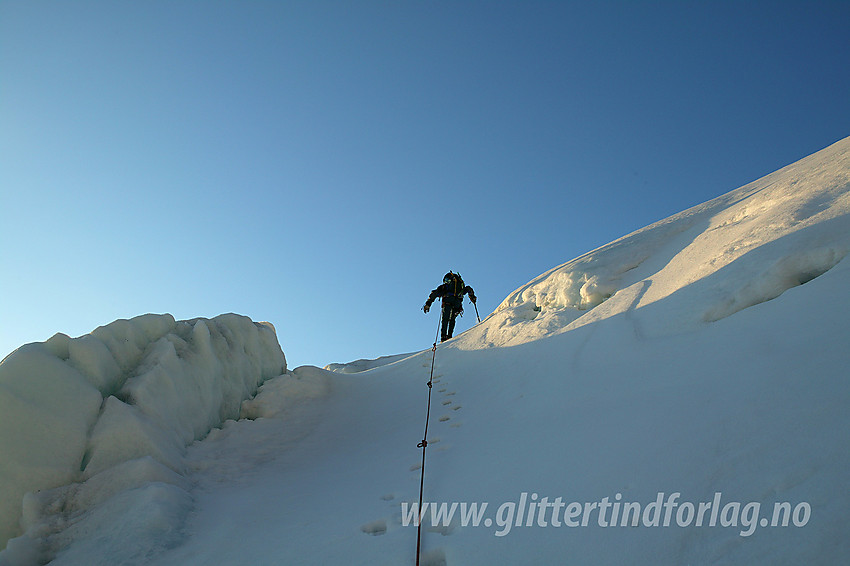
top-left (423, 271), bottom-right (476, 342)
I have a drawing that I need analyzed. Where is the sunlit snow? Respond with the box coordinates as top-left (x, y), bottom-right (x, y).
top-left (1, 137), bottom-right (848, 565)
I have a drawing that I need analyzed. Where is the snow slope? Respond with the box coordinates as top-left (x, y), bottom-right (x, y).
top-left (1, 137), bottom-right (849, 565)
top-left (470, 136), bottom-right (850, 349)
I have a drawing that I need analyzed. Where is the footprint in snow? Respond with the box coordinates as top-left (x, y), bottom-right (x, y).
top-left (419, 548), bottom-right (447, 566)
top-left (360, 519), bottom-right (387, 536)
top-left (441, 400), bottom-right (452, 406)
top-left (427, 521), bottom-right (455, 536)
top-left (439, 415), bottom-right (450, 422)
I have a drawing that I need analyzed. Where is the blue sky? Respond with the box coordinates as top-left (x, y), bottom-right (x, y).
top-left (2, 1), bottom-right (849, 368)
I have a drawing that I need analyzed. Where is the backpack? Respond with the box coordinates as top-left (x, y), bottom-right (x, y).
top-left (452, 272), bottom-right (465, 295)
top-left (443, 272), bottom-right (466, 308)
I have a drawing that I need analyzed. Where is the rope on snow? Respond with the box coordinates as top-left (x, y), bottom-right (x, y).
top-left (415, 311), bottom-right (441, 566)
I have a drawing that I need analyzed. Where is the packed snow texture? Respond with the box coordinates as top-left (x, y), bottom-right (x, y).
top-left (475, 138), bottom-right (850, 348)
top-left (0, 314), bottom-right (287, 562)
top-left (1, 137), bottom-right (849, 566)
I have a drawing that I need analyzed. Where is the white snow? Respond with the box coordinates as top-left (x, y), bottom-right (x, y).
top-left (0, 314), bottom-right (285, 564)
top-left (478, 137), bottom-right (850, 348)
top-left (324, 352), bottom-right (417, 374)
top-left (1, 137), bottom-right (849, 565)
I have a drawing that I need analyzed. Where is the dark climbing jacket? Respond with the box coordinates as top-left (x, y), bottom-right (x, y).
top-left (425, 273), bottom-right (475, 312)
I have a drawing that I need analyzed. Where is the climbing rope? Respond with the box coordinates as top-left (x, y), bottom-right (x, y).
top-left (415, 311), bottom-right (442, 566)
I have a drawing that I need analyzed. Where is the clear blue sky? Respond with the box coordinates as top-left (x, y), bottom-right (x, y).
top-left (2, 1), bottom-right (848, 369)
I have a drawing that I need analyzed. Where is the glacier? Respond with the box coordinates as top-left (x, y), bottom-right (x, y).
top-left (1, 137), bottom-right (849, 565)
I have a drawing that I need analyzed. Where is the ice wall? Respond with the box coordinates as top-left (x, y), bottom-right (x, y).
top-left (0, 313), bottom-right (286, 552)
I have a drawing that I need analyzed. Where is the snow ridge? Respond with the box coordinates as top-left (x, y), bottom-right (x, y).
top-left (324, 352), bottom-right (417, 374)
top-left (465, 137), bottom-right (850, 349)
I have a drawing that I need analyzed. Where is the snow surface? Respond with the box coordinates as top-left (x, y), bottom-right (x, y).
top-left (1, 137), bottom-right (849, 565)
top-left (324, 352), bottom-right (417, 374)
top-left (0, 314), bottom-right (285, 563)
